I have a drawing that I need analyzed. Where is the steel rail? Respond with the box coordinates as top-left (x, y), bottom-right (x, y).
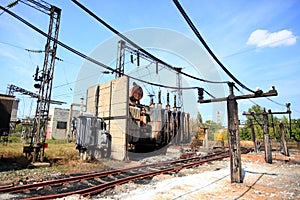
top-left (24, 151), bottom-right (238, 200)
top-left (1, 148), bottom-right (250, 199)
top-left (0, 150), bottom-right (226, 193)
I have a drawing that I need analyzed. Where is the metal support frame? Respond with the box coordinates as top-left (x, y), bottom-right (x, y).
top-left (114, 40), bottom-right (184, 110)
top-left (32, 3), bottom-right (61, 162)
top-left (115, 40), bottom-right (125, 78)
top-left (174, 67), bottom-right (183, 111)
top-left (10, 0), bottom-right (61, 162)
top-left (7, 84), bottom-right (65, 105)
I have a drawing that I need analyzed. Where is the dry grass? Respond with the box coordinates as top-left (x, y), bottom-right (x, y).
top-left (0, 141), bottom-right (110, 174)
top-left (0, 143), bottom-right (23, 157)
top-left (45, 142), bottom-right (78, 160)
top-left (0, 141), bottom-right (79, 170)
top-left (0, 142), bottom-right (77, 159)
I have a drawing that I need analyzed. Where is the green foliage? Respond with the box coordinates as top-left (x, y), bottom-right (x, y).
top-left (189, 112), bottom-right (226, 141)
top-left (15, 123), bottom-right (22, 133)
top-left (240, 126), bottom-right (251, 140)
top-left (8, 134), bottom-right (21, 143)
top-left (197, 112), bottom-right (203, 124)
top-left (189, 112), bottom-right (203, 138)
top-left (203, 119), bottom-right (224, 141)
top-left (288, 118), bottom-right (300, 141)
top-left (46, 139), bottom-right (68, 144)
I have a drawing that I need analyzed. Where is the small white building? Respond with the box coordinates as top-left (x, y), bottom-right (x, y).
top-left (47, 108), bottom-right (79, 140)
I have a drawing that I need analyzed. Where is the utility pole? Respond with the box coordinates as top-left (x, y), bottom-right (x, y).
top-left (199, 83), bottom-right (278, 183)
top-left (249, 120), bottom-right (257, 152)
top-left (244, 103), bottom-right (291, 161)
top-left (268, 104), bottom-right (291, 156)
top-left (243, 109), bottom-right (272, 163)
top-left (279, 122), bottom-right (289, 156)
top-left (263, 109), bottom-right (272, 163)
top-left (227, 82), bottom-right (242, 182)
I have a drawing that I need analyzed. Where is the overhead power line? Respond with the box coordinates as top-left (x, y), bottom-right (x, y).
top-left (0, 5), bottom-right (205, 93)
top-left (71, 0), bottom-right (228, 85)
top-left (172, 0), bottom-right (256, 94)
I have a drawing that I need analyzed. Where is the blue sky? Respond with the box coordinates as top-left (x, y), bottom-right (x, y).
top-left (0, 0), bottom-right (299, 124)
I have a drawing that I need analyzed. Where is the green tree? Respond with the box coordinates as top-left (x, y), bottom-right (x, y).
top-left (14, 123), bottom-right (22, 133)
top-left (240, 105), bottom-right (264, 140)
top-left (204, 119), bottom-right (223, 141)
top-left (197, 112), bottom-right (203, 124)
top-left (189, 112), bottom-right (204, 138)
top-left (291, 118), bottom-right (300, 141)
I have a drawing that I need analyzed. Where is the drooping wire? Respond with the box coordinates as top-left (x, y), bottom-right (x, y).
top-left (0, 41), bottom-right (26, 50)
top-left (204, 89), bottom-right (216, 99)
top-left (236, 86), bottom-right (260, 107)
top-left (172, 0), bottom-right (256, 94)
top-left (173, 0), bottom-right (300, 113)
top-left (0, 0), bottom-right (18, 16)
top-left (0, 5), bottom-right (200, 92)
top-left (252, 114), bottom-right (263, 127)
top-left (71, 0), bottom-right (228, 85)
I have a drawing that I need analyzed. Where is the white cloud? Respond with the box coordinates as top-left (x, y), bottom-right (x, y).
top-left (246, 29), bottom-right (296, 47)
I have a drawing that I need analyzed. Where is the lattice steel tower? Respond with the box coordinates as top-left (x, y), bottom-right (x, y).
top-left (11, 0), bottom-right (61, 162)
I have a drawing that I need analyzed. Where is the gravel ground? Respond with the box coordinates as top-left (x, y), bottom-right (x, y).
top-left (0, 148), bottom-right (299, 200)
top-left (91, 151), bottom-right (300, 200)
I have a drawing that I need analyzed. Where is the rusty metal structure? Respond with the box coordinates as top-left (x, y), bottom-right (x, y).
top-left (127, 82), bottom-right (191, 152)
top-left (7, 84), bottom-right (65, 105)
top-left (8, 0), bottom-right (61, 162)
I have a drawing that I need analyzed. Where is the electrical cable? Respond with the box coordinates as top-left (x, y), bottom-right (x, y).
top-left (71, 0), bottom-right (228, 85)
top-left (0, 5), bottom-right (200, 92)
top-left (0, 41), bottom-right (26, 50)
top-left (204, 89), bottom-right (216, 99)
top-left (173, 0), bottom-right (300, 113)
top-left (252, 114), bottom-right (263, 127)
top-left (236, 87), bottom-right (260, 107)
top-left (135, 63), bottom-right (153, 97)
top-left (172, 0), bottom-right (256, 94)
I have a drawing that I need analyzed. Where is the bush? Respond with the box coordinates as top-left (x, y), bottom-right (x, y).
top-left (8, 134), bottom-right (21, 143)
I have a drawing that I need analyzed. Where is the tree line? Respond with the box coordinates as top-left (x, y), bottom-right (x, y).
top-left (190, 105), bottom-right (300, 142)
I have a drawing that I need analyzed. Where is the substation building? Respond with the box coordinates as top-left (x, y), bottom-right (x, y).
top-left (0, 94), bottom-right (19, 139)
top-left (75, 76), bottom-right (191, 161)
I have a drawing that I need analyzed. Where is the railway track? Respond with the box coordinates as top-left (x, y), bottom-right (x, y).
top-left (0, 148), bottom-right (250, 199)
